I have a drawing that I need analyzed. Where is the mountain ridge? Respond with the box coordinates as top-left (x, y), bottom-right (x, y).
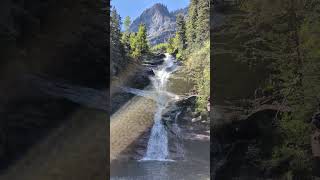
top-left (129, 3), bottom-right (188, 45)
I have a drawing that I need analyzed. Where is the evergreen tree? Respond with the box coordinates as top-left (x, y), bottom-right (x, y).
top-left (123, 16), bottom-right (131, 32)
top-left (136, 23), bottom-right (149, 54)
top-left (121, 16), bottom-right (132, 53)
top-left (130, 24), bottom-right (148, 58)
top-left (166, 37), bottom-right (177, 54)
top-left (186, 0), bottom-right (198, 47)
top-left (110, 7), bottom-right (121, 50)
top-left (195, 0), bottom-right (210, 45)
top-left (176, 14), bottom-right (187, 51)
top-left (110, 7), bottom-right (125, 75)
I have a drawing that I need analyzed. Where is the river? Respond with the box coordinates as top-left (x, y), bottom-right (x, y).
top-left (110, 54), bottom-right (210, 180)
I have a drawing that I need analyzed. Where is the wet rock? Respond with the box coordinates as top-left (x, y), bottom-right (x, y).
top-left (155, 53), bottom-right (166, 59)
top-left (145, 68), bottom-right (155, 76)
top-left (192, 116), bottom-right (202, 123)
top-left (183, 133), bottom-right (210, 141)
top-left (182, 116), bottom-right (192, 122)
top-left (176, 95), bottom-right (197, 107)
top-left (192, 111), bottom-right (200, 118)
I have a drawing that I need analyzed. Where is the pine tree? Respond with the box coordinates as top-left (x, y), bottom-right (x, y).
top-left (186, 0), bottom-right (198, 47)
top-left (123, 16), bottom-right (131, 32)
top-left (121, 16), bottom-right (132, 53)
top-left (130, 24), bottom-right (148, 58)
top-left (110, 7), bottom-right (126, 75)
top-left (176, 14), bottom-right (187, 51)
top-left (136, 23), bottom-right (149, 54)
top-left (166, 37), bottom-right (176, 54)
top-left (195, 0), bottom-right (210, 45)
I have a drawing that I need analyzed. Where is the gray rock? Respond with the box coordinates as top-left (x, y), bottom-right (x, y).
top-left (130, 3), bottom-right (188, 45)
top-left (192, 116), bottom-right (202, 123)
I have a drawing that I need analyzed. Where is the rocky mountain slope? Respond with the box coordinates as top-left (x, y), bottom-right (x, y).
top-left (130, 3), bottom-right (188, 45)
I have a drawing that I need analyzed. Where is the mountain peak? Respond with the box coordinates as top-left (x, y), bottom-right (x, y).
top-left (142, 3), bottom-right (170, 17)
top-left (152, 3), bottom-right (168, 9)
top-left (130, 4), bottom-right (188, 45)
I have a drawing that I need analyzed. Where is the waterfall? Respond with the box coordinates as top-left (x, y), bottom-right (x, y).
top-left (120, 54), bottom-right (179, 161)
top-left (142, 53), bottom-right (178, 161)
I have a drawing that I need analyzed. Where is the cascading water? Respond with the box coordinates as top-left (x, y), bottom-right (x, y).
top-left (142, 53), bottom-right (179, 161)
top-left (120, 54), bottom-right (180, 161)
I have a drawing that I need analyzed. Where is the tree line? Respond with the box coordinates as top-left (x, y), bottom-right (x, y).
top-left (153, 0), bottom-right (210, 60)
top-left (110, 7), bottom-right (149, 76)
top-left (111, 0), bottom-right (210, 112)
top-left (152, 0), bottom-right (210, 112)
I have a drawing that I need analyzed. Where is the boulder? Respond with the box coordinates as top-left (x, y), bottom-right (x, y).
top-left (176, 95), bottom-right (197, 107)
top-left (192, 116), bottom-right (202, 123)
top-left (154, 53), bottom-right (166, 59)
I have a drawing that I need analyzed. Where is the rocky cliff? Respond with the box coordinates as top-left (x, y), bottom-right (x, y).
top-left (130, 3), bottom-right (188, 45)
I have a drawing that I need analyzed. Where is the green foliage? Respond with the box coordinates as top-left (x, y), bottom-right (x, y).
top-left (271, 145), bottom-right (312, 178)
top-left (123, 16), bottom-right (131, 32)
top-left (176, 14), bottom-right (187, 50)
top-left (219, 0), bottom-right (320, 177)
top-left (110, 7), bottom-right (127, 76)
top-left (185, 41), bottom-right (210, 111)
top-left (194, 0), bottom-right (209, 44)
top-left (186, 0), bottom-right (198, 46)
top-left (166, 37), bottom-right (177, 55)
top-left (121, 32), bottom-right (130, 52)
top-left (168, 0), bottom-right (210, 111)
top-left (151, 43), bottom-right (168, 53)
top-left (186, 0), bottom-right (209, 48)
top-left (121, 16), bottom-right (132, 53)
top-left (130, 24), bottom-right (149, 59)
top-left (166, 0), bottom-right (209, 60)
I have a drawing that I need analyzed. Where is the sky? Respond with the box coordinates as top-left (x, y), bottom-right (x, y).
top-left (111, 0), bottom-right (190, 22)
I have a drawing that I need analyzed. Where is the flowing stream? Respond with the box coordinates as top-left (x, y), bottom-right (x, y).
top-left (121, 54), bottom-right (179, 161)
top-left (111, 54), bottom-right (209, 180)
top-left (142, 53), bottom-right (179, 161)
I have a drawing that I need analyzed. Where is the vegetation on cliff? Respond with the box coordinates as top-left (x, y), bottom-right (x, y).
top-left (175, 0), bottom-right (210, 112)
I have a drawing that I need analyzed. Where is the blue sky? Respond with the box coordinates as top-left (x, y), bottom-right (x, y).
top-left (111, 0), bottom-right (190, 21)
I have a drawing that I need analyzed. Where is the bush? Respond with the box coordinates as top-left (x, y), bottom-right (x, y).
top-left (151, 43), bottom-right (168, 53)
top-left (185, 41), bottom-right (210, 112)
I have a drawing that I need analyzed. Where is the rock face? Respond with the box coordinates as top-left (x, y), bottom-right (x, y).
top-left (130, 3), bottom-right (188, 45)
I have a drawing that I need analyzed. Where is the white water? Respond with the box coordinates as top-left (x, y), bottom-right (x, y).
top-left (120, 54), bottom-right (180, 161)
top-left (111, 54), bottom-right (210, 179)
top-left (142, 54), bottom-right (179, 161)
